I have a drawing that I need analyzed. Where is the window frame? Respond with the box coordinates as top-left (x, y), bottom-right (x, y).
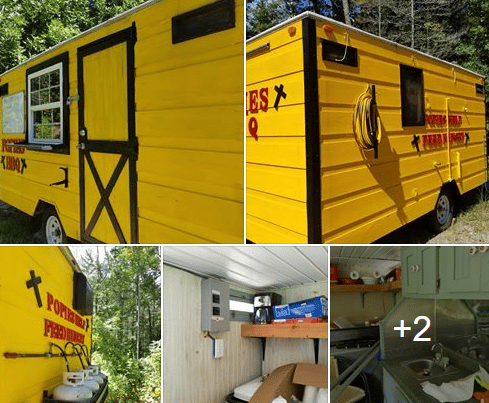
top-left (400, 64), bottom-right (425, 127)
top-left (27, 62), bottom-right (64, 145)
top-left (229, 289), bottom-right (254, 322)
top-left (25, 52), bottom-right (70, 153)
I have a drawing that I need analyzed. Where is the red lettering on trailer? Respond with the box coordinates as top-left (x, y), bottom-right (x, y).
top-left (249, 90), bottom-right (259, 113)
top-left (425, 114), bottom-right (462, 126)
top-left (45, 292), bottom-right (86, 330)
top-left (43, 318), bottom-right (85, 343)
top-left (259, 88), bottom-right (269, 111)
top-left (1, 139), bottom-right (25, 154)
top-left (422, 132), bottom-right (467, 146)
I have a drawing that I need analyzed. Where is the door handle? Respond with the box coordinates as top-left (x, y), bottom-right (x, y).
top-left (50, 167), bottom-right (69, 188)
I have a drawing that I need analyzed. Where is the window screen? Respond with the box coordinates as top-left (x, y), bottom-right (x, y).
top-left (172, 0), bottom-right (235, 44)
top-left (400, 64), bottom-right (425, 127)
top-left (322, 39), bottom-right (358, 67)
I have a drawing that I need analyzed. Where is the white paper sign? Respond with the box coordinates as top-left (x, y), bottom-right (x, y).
top-left (2, 92), bottom-right (25, 134)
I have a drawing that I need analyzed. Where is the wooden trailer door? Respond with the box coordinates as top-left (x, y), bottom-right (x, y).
top-left (77, 25), bottom-right (138, 244)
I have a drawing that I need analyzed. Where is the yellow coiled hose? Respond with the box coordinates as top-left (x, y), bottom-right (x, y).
top-left (353, 85), bottom-right (382, 150)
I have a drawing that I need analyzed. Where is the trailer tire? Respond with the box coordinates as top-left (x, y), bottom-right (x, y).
top-left (38, 208), bottom-right (67, 244)
top-left (432, 188), bottom-right (454, 232)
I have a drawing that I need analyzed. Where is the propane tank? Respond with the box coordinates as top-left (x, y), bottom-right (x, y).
top-left (86, 365), bottom-right (104, 385)
top-left (53, 372), bottom-right (93, 402)
top-left (77, 369), bottom-right (100, 392)
top-left (87, 365), bottom-right (107, 383)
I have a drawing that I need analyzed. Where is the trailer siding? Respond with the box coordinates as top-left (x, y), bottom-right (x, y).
top-left (0, 0), bottom-right (243, 244)
top-left (246, 20), bottom-right (309, 244)
top-left (314, 20), bottom-right (486, 243)
top-left (0, 247), bottom-right (91, 403)
top-left (246, 14), bottom-right (486, 244)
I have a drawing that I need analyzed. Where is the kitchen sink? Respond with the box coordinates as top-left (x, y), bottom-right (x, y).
top-left (401, 358), bottom-right (460, 380)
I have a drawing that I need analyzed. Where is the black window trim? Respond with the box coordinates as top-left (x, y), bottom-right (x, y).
top-left (321, 38), bottom-right (358, 67)
top-left (23, 51), bottom-right (70, 154)
top-left (172, 0), bottom-right (235, 44)
top-left (0, 83), bottom-right (8, 97)
top-left (400, 63), bottom-right (425, 127)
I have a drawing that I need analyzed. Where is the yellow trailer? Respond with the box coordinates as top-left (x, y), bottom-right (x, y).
top-left (0, 0), bottom-right (243, 244)
top-left (246, 12), bottom-right (487, 244)
top-left (0, 246), bottom-right (107, 403)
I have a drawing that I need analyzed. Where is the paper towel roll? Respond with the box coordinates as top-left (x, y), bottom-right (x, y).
top-left (315, 388), bottom-right (328, 403)
top-left (350, 270), bottom-right (360, 280)
top-left (303, 386), bottom-right (318, 403)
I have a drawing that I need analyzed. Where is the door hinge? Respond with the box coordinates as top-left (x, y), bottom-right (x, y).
top-left (437, 279), bottom-right (441, 289)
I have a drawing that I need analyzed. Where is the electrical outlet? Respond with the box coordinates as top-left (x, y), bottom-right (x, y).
top-left (214, 339), bottom-right (224, 358)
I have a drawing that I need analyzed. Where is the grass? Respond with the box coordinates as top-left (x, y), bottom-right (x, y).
top-left (428, 187), bottom-right (489, 244)
top-left (0, 202), bottom-right (34, 243)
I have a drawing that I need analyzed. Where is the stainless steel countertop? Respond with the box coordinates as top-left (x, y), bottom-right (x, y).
top-left (383, 348), bottom-right (481, 403)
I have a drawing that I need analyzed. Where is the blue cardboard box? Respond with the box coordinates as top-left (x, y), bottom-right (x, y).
top-left (272, 296), bottom-right (328, 319)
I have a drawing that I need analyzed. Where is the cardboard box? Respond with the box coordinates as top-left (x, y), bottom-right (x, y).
top-left (249, 363), bottom-right (328, 403)
top-left (273, 296), bottom-right (328, 320)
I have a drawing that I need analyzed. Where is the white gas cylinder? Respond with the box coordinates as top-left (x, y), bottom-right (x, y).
top-left (77, 369), bottom-right (100, 392)
top-left (88, 364), bottom-right (107, 381)
top-left (86, 365), bottom-right (104, 385)
top-left (53, 372), bottom-right (93, 402)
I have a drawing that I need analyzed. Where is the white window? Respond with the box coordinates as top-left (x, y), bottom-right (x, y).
top-left (27, 62), bottom-right (63, 145)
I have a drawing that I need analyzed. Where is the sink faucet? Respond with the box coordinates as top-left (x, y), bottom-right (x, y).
top-left (468, 335), bottom-right (479, 346)
top-left (432, 343), bottom-right (443, 358)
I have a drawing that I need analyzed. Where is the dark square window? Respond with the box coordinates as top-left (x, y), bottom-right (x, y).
top-left (322, 39), bottom-right (358, 67)
top-left (172, 0), bottom-right (235, 44)
top-left (400, 64), bottom-right (425, 127)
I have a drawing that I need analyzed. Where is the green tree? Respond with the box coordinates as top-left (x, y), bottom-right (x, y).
top-left (80, 246), bottom-right (161, 403)
top-left (0, 0), bottom-right (145, 74)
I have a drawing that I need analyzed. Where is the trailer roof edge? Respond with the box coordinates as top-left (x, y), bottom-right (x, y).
top-left (59, 246), bottom-right (83, 273)
top-left (247, 11), bottom-right (484, 79)
top-left (0, 0), bottom-right (161, 79)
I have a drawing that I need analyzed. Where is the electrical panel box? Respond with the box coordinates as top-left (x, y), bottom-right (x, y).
top-left (201, 278), bottom-right (229, 332)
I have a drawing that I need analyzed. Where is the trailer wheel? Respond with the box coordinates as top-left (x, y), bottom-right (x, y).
top-left (39, 208), bottom-right (67, 244)
top-left (432, 188), bottom-right (454, 232)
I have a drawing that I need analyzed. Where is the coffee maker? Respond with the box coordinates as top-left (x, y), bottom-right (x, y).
top-left (253, 293), bottom-right (282, 324)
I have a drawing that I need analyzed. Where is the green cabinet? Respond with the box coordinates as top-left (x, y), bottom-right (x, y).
top-left (440, 246), bottom-right (482, 294)
top-left (402, 246), bottom-right (438, 297)
top-left (402, 246), bottom-right (489, 299)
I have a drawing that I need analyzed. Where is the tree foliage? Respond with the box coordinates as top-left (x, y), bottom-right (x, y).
top-left (79, 246), bottom-right (161, 403)
top-left (247, 0), bottom-right (489, 123)
top-left (0, 0), bottom-right (145, 74)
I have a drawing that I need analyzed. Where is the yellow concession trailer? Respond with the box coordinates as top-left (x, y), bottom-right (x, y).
top-left (0, 0), bottom-right (243, 244)
top-left (0, 246), bottom-right (107, 403)
top-left (246, 12), bottom-right (487, 244)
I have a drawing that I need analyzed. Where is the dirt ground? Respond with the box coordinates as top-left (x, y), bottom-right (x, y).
top-left (376, 187), bottom-right (489, 244)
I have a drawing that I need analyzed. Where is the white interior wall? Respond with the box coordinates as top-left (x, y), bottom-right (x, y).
top-left (163, 265), bottom-right (261, 403)
top-left (330, 292), bottom-right (397, 326)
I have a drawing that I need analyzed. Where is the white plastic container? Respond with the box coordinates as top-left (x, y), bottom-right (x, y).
top-left (53, 372), bottom-right (93, 402)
